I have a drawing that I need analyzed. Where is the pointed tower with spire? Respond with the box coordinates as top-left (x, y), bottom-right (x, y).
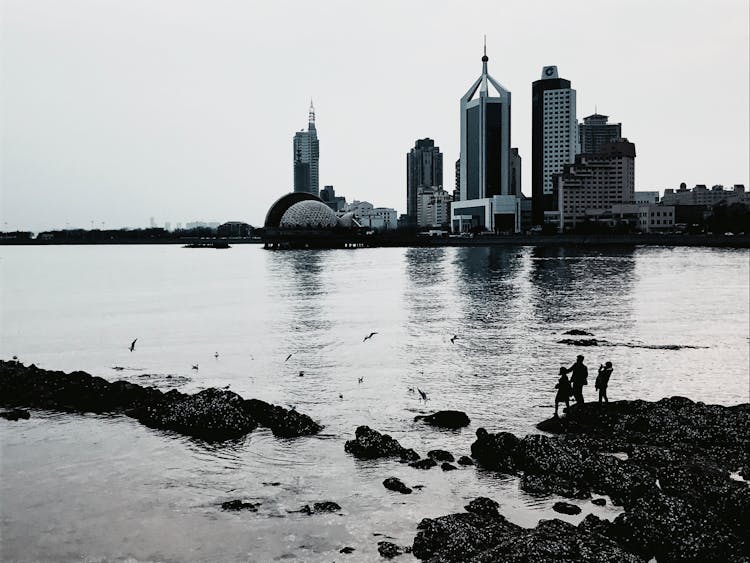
top-left (459, 39), bottom-right (512, 202)
top-left (293, 101), bottom-right (320, 195)
top-left (451, 40), bottom-right (520, 233)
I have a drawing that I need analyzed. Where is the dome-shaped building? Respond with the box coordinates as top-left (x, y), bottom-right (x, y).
top-left (279, 200), bottom-right (338, 229)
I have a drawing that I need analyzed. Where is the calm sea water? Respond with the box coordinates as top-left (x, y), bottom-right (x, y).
top-left (1, 244), bottom-right (748, 562)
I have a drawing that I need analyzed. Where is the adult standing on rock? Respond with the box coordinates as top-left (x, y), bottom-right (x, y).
top-left (565, 355), bottom-right (588, 405)
top-left (595, 361), bottom-right (613, 403)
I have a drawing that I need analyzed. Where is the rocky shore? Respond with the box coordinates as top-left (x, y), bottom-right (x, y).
top-left (0, 360), bottom-right (322, 440)
top-left (413, 397), bottom-right (749, 562)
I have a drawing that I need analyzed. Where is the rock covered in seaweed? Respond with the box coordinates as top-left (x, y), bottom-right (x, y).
top-left (344, 426), bottom-right (419, 461)
top-left (0, 360), bottom-right (322, 441)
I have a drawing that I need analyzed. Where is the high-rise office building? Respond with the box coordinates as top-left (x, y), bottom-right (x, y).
top-left (450, 45), bottom-right (521, 233)
top-left (531, 66), bottom-right (579, 226)
top-left (579, 113), bottom-right (621, 155)
top-left (555, 139), bottom-right (636, 231)
top-left (406, 138), bottom-right (443, 225)
top-left (293, 101), bottom-right (320, 195)
top-left (459, 48), bottom-right (511, 201)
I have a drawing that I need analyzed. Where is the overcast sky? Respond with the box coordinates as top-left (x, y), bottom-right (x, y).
top-left (2, 0), bottom-right (748, 231)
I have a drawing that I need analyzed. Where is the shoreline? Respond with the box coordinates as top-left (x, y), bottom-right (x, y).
top-left (2, 360), bottom-right (748, 561)
top-left (1, 233), bottom-right (749, 249)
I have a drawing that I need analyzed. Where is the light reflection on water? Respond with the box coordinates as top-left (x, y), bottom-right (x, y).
top-left (1, 245), bottom-right (748, 562)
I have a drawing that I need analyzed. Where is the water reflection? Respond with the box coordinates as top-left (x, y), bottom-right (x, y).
top-left (529, 246), bottom-right (637, 329)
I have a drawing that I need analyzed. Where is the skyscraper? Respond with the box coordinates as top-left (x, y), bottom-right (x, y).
top-left (459, 47), bottom-right (511, 201)
top-left (293, 101), bottom-right (320, 195)
top-left (450, 44), bottom-right (521, 233)
top-left (579, 113), bottom-right (622, 154)
top-left (406, 138), bottom-right (443, 226)
top-left (531, 66), bottom-right (579, 226)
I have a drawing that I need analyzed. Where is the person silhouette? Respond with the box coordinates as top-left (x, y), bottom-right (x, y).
top-left (595, 361), bottom-right (613, 403)
top-left (565, 355), bottom-right (588, 405)
top-left (554, 367), bottom-right (572, 417)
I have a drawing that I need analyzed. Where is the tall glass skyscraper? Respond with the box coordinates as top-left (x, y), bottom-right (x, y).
top-left (531, 66), bottom-right (579, 226)
top-left (293, 102), bottom-right (319, 196)
top-left (459, 48), bottom-right (511, 201)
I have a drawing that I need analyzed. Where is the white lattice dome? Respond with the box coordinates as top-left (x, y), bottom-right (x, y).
top-left (279, 200), bottom-right (338, 229)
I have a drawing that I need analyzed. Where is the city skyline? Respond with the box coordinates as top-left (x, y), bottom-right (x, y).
top-left (2, 1), bottom-right (748, 231)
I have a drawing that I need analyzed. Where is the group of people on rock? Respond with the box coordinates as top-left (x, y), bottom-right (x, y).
top-left (554, 355), bottom-right (613, 417)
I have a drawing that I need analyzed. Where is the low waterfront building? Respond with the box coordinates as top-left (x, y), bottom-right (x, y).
top-left (661, 184), bottom-right (748, 206)
top-left (343, 200), bottom-right (397, 231)
top-left (610, 204), bottom-right (676, 232)
top-left (416, 186), bottom-right (452, 228)
top-left (635, 191), bottom-right (660, 204)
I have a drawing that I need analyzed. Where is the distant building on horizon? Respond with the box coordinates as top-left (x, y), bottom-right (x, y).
top-left (579, 113), bottom-right (621, 155)
top-left (450, 45), bottom-right (521, 233)
top-left (635, 191), bottom-right (660, 205)
top-left (319, 185), bottom-right (347, 212)
top-left (293, 101), bottom-right (320, 196)
top-left (531, 65), bottom-right (579, 226)
top-left (343, 200), bottom-right (397, 231)
top-left (661, 184), bottom-right (749, 206)
top-left (406, 138), bottom-right (443, 227)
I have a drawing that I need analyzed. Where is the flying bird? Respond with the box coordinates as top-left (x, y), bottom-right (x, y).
top-left (450, 335), bottom-right (458, 344)
top-left (129, 339), bottom-right (137, 352)
top-left (358, 377), bottom-right (364, 383)
top-left (417, 388), bottom-right (428, 401)
top-left (112, 366), bottom-right (125, 371)
top-left (285, 353), bottom-right (294, 362)
top-left (192, 364), bottom-right (199, 370)
top-left (363, 332), bottom-right (378, 342)
top-left (214, 352), bottom-right (219, 359)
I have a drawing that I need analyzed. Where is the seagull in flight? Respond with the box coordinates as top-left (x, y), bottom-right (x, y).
top-left (363, 332), bottom-right (378, 342)
top-left (192, 364), bottom-right (199, 370)
top-left (417, 388), bottom-right (428, 401)
top-left (358, 377), bottom-right (364, 383)
top-left (129, 339), bottom-right (137, 352)
top-left (450, 335), bottom-right (458, 344)
top-left (285, 353), bottom-right (294, 362)
top-left (214, 352), bottom-right (219, 359)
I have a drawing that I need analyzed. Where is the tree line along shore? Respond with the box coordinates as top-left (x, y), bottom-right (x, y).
top-left (1, 360), bottom-right (748, 562)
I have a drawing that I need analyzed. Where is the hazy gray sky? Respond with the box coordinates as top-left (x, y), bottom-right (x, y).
top-left (2, 0), bottom-right (748, 231)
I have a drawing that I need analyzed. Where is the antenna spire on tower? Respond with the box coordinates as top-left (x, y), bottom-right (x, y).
top-left (309, 98), bottom-right (315, 124)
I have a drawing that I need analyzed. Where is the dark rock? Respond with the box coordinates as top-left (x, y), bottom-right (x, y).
top-left (244, 398), bottom-right (322, 437)
top-left (553, 501), bottom-right (582, 515)
top-left (409, 458), bottom-right (437, 470)
top-left (592, 498), bottom-right (607, 506)
top-left (377, 541), bottom-right (411, 559)
top-left (339, 546), bottom-right (355, 554)
top-left (0, 408), bottom-right (30, 421)
top-left (221, 499), bottom-right (259, 511)
top-left (558, 338), bottom-right (600, 346)
top-left (298, 501), bottom-right (341, 515)
top-left (521, 473), bottom-right (591, 499)
top-left (611, 489), bottom-right (741, 562)
top-left (563, 329), bottom-right (594, 336)
top-left (441, 462), bottom-right (457, 471)
top-left (414, 410), bottom-right (470, 429)
top-left (135, 388), bottom-right (257, 441)
top-left (0, 361), bottom-right (322, 441)
top-left (457, 455), bottom-right (474, 466)
top-left (427, 449), bottom-right (454, 462)
top-left (412, 498), bottom-right (641, 562)
top-left (470, 428), bottom-right (522, 472)
top-left (383, 477), bottom-right (412, 494)
top-left (344, 426), bottom-right (418, 461)
top-left (464, 497), bottom-right (500, 519)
